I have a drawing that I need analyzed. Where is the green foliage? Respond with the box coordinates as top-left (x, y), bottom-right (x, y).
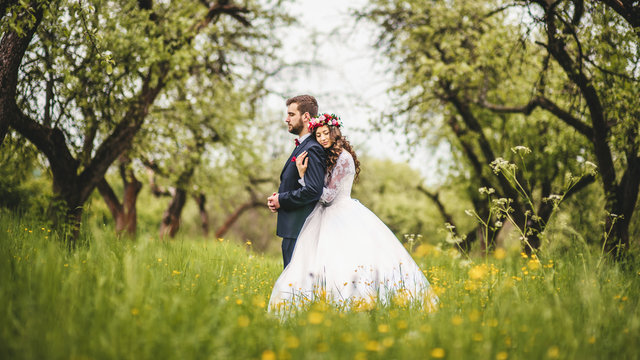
top-left (363, 0), bottom-right (589, 191)
top-left (361, 0), bottom-right (640, 252)
top-left (2, 215), bottom-right (640, 359)
top-left (16, 0), bottom-right (292, 182)
top-left (0, 133), bottom-right (51, 213)
top-left (352, 157), bottom-right (463, 239)
top-left (6, 0), bottom-right (295, 234)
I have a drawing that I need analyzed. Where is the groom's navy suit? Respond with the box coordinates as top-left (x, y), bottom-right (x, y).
top-left (277, 135), bottom-right (327, 268)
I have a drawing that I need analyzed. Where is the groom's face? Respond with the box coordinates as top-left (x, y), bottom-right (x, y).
top-left (286, 103), bottom-right (306, 135)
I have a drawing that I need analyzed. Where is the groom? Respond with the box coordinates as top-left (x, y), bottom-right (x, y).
top-left (267, 95), bottom-right (327, 268)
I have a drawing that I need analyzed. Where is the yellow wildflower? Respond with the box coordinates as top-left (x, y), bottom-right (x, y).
top-left (365, 341), bottom-right (381, 352)
top-left (431, 348), bottom-right (445, 358)
top-left (261, 350), bottom-right (276, 360)
top-left (527, 259), bottom-right (541, 270)
top-left (469, 264), bottom-right (488, 280)
top-left (237, 315), bottom-right (250, 327)
top-left (308, 312), bottom-right (323, 325)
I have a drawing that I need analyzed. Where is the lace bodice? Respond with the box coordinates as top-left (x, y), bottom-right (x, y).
top-left (298, 150), bottom-right (355, 205)
top-left (320, 150), bottom-right (355, 205)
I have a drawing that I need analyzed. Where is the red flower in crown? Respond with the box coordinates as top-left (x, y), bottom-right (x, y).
top-left (308, 113), bottom-right (343, 131)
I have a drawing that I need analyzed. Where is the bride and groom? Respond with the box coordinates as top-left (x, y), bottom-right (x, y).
top-left (267, 95), bottom-right (437, 311)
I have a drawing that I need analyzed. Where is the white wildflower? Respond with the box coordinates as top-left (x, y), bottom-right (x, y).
top-left (479, 187), bottom-right (496, 195)
top-left (445, 232), bottom-right (463, 244)
top-left (543, 194), bottom-right (563, 203)
top-left (511, 146), bottom-right (532, 155)
top-left (492, 198), bottom-right (508, 206)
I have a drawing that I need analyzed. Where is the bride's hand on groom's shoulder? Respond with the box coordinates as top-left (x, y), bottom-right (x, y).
top-left (296, 151), bottom-right (308, 178)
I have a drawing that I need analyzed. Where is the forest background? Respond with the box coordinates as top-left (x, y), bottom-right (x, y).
top-left (2, 0), bottom-right (639, 256)
top-left (2, 1), bottom-right (640, 359)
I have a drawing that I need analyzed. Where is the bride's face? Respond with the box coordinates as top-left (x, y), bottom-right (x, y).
top-left (315, 125), bottom-right (332, 148)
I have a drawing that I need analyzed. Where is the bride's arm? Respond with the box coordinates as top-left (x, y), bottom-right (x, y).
top-left (320, 151), bottom-right (355, 204)
top-left (278, 146), bottom-right (326, 210)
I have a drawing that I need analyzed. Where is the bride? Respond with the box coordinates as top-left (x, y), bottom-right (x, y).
top-left (268, 113), bottom-right (438, 312)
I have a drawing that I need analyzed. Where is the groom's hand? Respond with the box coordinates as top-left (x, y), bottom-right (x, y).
top-left (267, 193), bottom-right (280, 212)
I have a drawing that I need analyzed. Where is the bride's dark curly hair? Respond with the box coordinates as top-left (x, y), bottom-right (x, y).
top-left (313, 125), bottom-right (361, 182)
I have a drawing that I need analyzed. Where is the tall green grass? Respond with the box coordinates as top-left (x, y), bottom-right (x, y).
top-left (1, 214), bottom-right (639, 359)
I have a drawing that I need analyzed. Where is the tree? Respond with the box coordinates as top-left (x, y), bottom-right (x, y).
top-left (0, 0), bottom-right (45, 145)
top-left (96, 155), bottom-right (141, 237)
top-left (2, 0), bottom-right (288, 243)
top-left (362, 0), bottom-right (597, 254)
top-left (479, 0), bottom-right (640, 256)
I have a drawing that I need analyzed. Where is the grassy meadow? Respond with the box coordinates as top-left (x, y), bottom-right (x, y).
top-left (1, 214), bottom-right (639, 360)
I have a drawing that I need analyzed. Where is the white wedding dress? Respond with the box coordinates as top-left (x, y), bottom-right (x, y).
top-left (269, 150), bottom-right (438, 312)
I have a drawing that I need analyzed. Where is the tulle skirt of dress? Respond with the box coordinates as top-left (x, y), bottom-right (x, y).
top-left (268, 197), bottom-right (439, 313)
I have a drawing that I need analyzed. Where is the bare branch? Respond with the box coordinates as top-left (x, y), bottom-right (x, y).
top-left (477, 96), bottom-right (593, 138)
top-left (417, 185), bottom-right (456, 226)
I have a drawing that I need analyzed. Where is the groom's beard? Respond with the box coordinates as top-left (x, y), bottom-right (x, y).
top-left (288, 122), bottom-right (304, 135)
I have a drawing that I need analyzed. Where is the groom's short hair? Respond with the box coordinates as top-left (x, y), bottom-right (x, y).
top-left (286, 95), bottom-right (318, 118)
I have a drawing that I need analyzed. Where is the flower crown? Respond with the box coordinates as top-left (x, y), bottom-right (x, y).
top-left (308, 113), bottom-right (342, 131)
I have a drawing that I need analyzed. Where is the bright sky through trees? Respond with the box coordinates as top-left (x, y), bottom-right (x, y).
top-left (264, 0), bottom-right (449, 185)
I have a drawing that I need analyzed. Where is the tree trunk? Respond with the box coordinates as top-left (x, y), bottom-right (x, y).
top-left (194, 193), bottom-right (210, 237)
top-left (603, 156), bottom-right (640, 257)
top-left (122, 175), bottom-right (142, 236)
top-left (0, 1), bottom-right (44, 145)
top-left (97, 157), bottom-right (142, 237)
top-left (147, 164), bottom-right (193, 239)
top-left (160, 188), bottom-right (188, 238)
top-left (537, 2), bottom-right (637, 257)
top-left (97, 178), bottom-right (125, 230)
top-left (214, 199), bottom-right (263, 239)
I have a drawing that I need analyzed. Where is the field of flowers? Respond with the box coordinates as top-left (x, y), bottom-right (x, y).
top-left (1, 215), bottom-right (639, 359)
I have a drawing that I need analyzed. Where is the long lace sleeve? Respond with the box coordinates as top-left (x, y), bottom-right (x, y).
top-left (320, 151), bottom-right (355, 204)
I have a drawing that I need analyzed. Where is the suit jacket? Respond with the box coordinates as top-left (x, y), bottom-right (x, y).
top-left (276, 136), bottom-right (327, 238)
